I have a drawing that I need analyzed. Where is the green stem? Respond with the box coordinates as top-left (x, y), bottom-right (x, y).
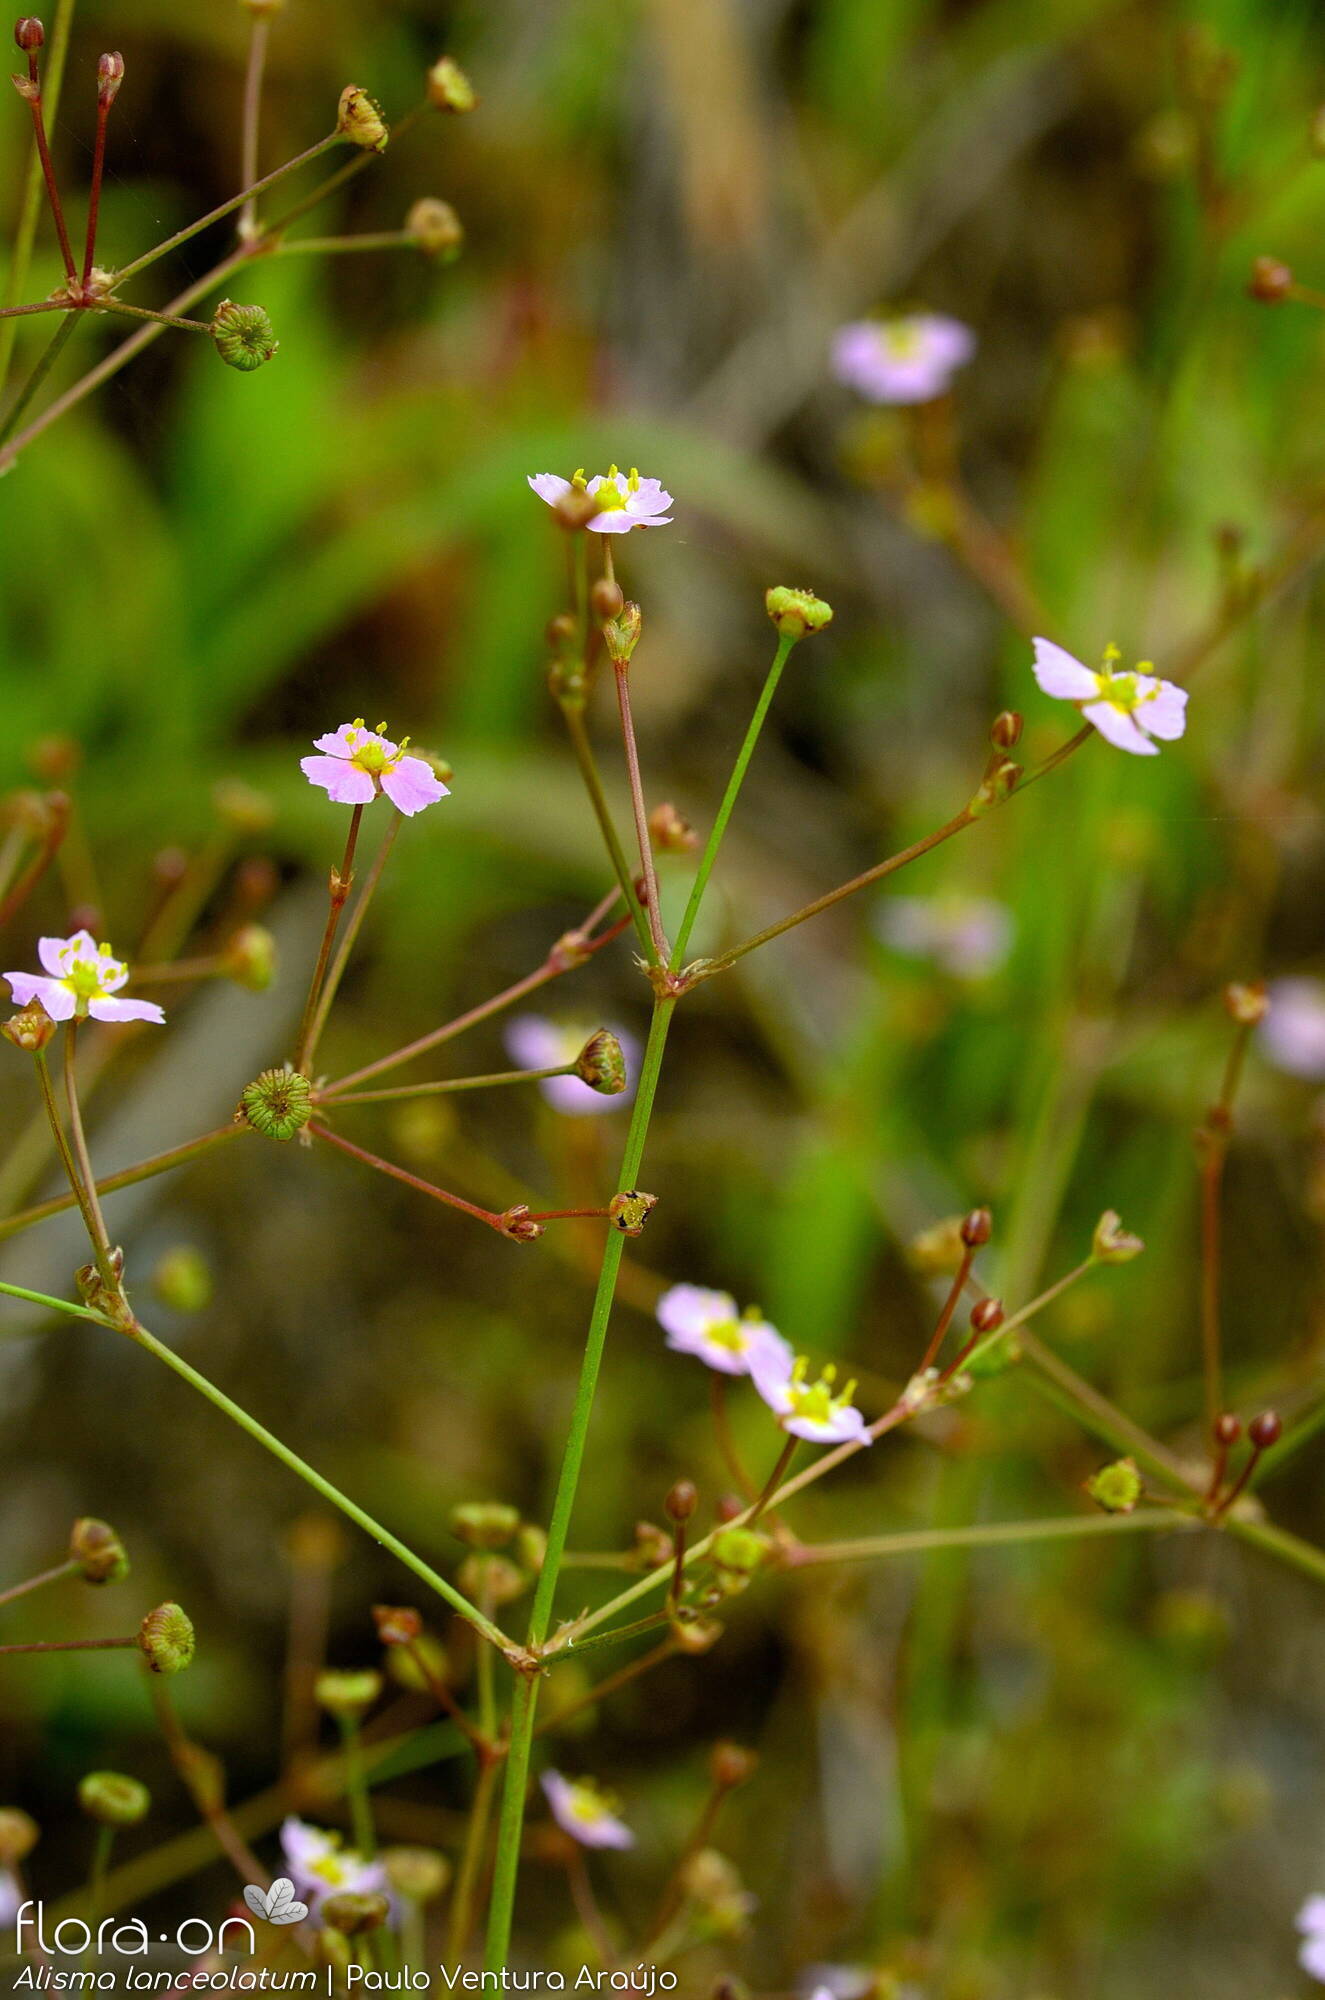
top-left (0, 312), bottom-right (78, 448)
top-left (30, 1044), bottom-right (106, 1271)
top-left (63, 1022), bottom-right (118, 1293)
top-left (110, 133), bottom-right (341, 291)
top-left (0, 1124), bottom-right (243, 1245)
top-left (559, 701), bottom-right (653, 958)
top-left (324, 1065), bottom-right (577, 1107)
top-left (121, 1316), bottom-right (519, 1657)
top-left (670, 632), bottom-right (795, 967)
top-left (304, 811), bottom-right (401, 1059)
top-left (484, 996), bottom-right (675, 1969)
top-left (0, 1558), bottom-right (79, 1606)
top-left (96, 300), bottom-right (212, 334)
top-left (295, 805), bottom-right (363, 1074)
top-left (784, 1508), bottom-right (1181, 1567)
top-left (0, 0), bottom-right (75, 392)
top-left (338, 1716), bottom-right (375, 1858)
top-left (0, 1278), bottom-right (105, 1325)
top-left (238, 14), bottom-right (271, 243)
top-left (273, 232), bottom-right (414, 257)
top-left (611, 663), bottom-right (669, 962)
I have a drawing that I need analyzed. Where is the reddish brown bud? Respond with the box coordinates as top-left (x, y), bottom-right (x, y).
top-left (551, 487), bottom-right (599, 532)
top-left (1248, 1410), bottom-right (1282, 1450)
top-left (990, 710), bottom-right (1023, 750)
top-left (1248, 256), bottom-right (1293, 303)
top-left (709, 1741), bottom-right (757, 1790)
top-left (372, 1604), bottom-right (423, 1647)
top-left (664, 1479), bottom-right (698, 1523)
top-left (1223, 980), bottom-right (1268, 1026)
top-left (590, 576), bottom-right (625, 622)
top-left (2, 1002), bottom-right (55, 1052)
top-left (499, 1204), bottom-right (544, 1243)
top-left (14, 18), bottom-right (42, 51)
top-left (969, 1295), bottom-right (1004, 1334)
top-left (649, 801), bottom-right (699, 853)
top-left (1213, 1412), bottom-right (1242, 1447)
top-left (545, 611), bottom-right (577, 649)
top-left (960, 1207), bottom-right (992, 1248)
top-left (96, 51), bottom-right (123, 101)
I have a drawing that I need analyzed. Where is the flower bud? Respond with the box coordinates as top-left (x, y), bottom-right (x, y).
top-left (211, 300), bottom-right (278, 372)
top-left (1083, 1457), bottom-right (1144, 1514)
top-left (1092, 1209), bottom-right (1145, 1263)
top-left (152, 1245), bottom-right (213, 1314)
top-left (218, 923), bottom-right (276, 993)
top-left (764, 585), bottom-right (833, 638)
top-left (574, 1029), bottom-right (626, 1096)
top-left (138, 1602), bottom-right (195, 1675)
top-left (499, 1204), bottom-right (545, 1242)
top-left (1247, 255), bottom-right (1292, 302)
top-left (603, 602), bottom-right (643, 667)
top-left (590, 575), bottom-right (625, 623)
top-left (709, 1742), bottom-right (757, 1790)
top-left (14, 18), bottom-right (42, 50)
top-left (960, 1207), bottom-right (992, 1248)
top-left (969, 757), bottom-right (1021, 815)
top-left (990, 710), bottom-right (1023, 750)
top-left (457, 1553), bottom-right (526, 1606)
top-left (1248, 1409), bottom-right (1282, 1450)
top-left (426, 55), bottom-right (476, 113)
top-left (450, 1501), bottom-right (519, 1549)
top-left (608, 1188), bottom-right (658, 1235)
top-left (1223, 980), bottom-right (1268, 1026)
top-left (649, 801), bottom-right (698, 853)
top-left (78, 1772), bottom-right (150, 1827)
top-left (337, 85), bottom-right (388, 150)
top-left (372, 1603), bottom-right (423, 1647)
top-left (385, 1630), bottom-right (448, 1693)
top-left (1213, 1412), bottom-right (1242, 1446)
top-left (664, 1479), bottom-right (698, 1524)
top-left (633, 1521), bottom-right (672, 1569)
top-left (3, 1002), bottom-right (55, 1051)
top-left (315, 1669), bottom-right (382, 1718)
top-left (0, 1809), bottom-right (38, 1866)
top-left (321, 1892), bottom-right (390, 1936)
top-left (236, 1067), bottom-right (312, 1141)
top-left (551, 487), bottom-right (600, 531)
top-left (96, 51), bottom-right (123, 103)
top-left (405, 196), bottom-right (463, 261)
top-left (69, 1517), bottom-right (129, 1584)
top-left (969, 1295), bottom-right (1004, 1335)
top-left (383, 1847), bottom-right (451, 1904)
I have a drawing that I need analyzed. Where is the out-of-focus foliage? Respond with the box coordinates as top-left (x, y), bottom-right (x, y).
top-left (2, 1), bottom-right (1325, 1994)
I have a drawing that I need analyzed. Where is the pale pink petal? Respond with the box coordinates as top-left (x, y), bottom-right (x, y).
top-left (504, 1015), bottom-right (567, 1072)
top-left (1298, 1895), bottom-right (1325, 1936)
top-left (6, 971), bottom-right (74, 1018)
top-left (1302, 1934), bottom-right (1325, 1983)
top-left (37, 934), bottom-right (72, 975)
top-left (302, 754), bottom-right (378, 804)
top-left (99, 957), bottom-right (129, 994)
top-left (311, 730), bottom-right (357, 759)
top-left (541, 1772), bottom-right (634, 1851)
top-left (528, 474), bottom-right (572, 505)
top-left (88, 996), bottom-right (166, 1025)
top-left (658, 1284), bottom-right (738, 1346)
top-left (747, 1326), bottom-right (795, 1379)
top-left (918, 313), bottom-right (977, 370)
top-left (381, 756), bottom-right (449, 816)
top-left (1031, 638), bottom-right (1100, 701)
top-left (590, 511), bottom-right (647, 534)
top-left (1082, 701), bottom-right (1159, 756)
top-left (626, 479), bottom-right (671, 509)
top-left (1260, 980), bottom-right (1325, 1079)
top-left (1136, 677), bottom-right (1188, 740)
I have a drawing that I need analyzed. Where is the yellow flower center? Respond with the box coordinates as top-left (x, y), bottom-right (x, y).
top-left (706, 1319), bottom-right (748, 1353)
top-left (881, 321), bottom-right (922, 357)
top-left (1092, 650), bottom-right (1162, 716)
top-left (784, 1356), bottom-right (857, 1426)
top-left (346, 719), bottom-right (408, 777)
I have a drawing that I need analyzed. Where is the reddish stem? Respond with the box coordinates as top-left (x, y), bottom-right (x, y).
top-left (308, 1121), bottom-right (505, 1234)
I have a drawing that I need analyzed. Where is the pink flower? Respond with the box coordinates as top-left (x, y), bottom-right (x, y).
top-left (1298, 1895), bottom-right (1325, 1982)
top-left (504, 1015), bottom-right (638, 1116)
top-left (540, 1771), bottom-right (634, 1850)
top-left (657, 1283), bottom-right (793, 1379)
top-left (1259, 979), bottom-right (1325, 1080)
top-left (878, 894), bottom-right (1013, 980)
top-left (300, 720), bottom-right (449, 816)
top-left (4, 931), bottom-right (165, 1026)
top-left (279, 1817), bottom-right (388, 1916)
top-left (832, 314), bottom-right (975, 404)
top-left (1031, 638), bottom-right (1188, 757)
top-left (527, 466), bottom-right (672, 534)
top-left (749, 1350), bottom-right (872, 1446)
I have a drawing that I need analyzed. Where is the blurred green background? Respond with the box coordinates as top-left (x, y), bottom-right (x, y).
top-left (3, 0), bottom-right (1325, 1993)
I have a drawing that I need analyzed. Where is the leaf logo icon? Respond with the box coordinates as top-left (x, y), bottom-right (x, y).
top-left (243, 1878), bottom-right (309, 1925)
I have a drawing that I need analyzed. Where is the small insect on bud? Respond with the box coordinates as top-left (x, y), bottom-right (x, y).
top-left (138, 1602), bottom-right (195, 1675)
top-left (14, 16), bottom-right (41, 50)
top-left (0, 1808), bottom-right (38, 1866)
top-left (1223, 980), bottom-right (1268, 1026)
top-left (406, 196), bottom-right (463, 261)
top-left (1247, 255), bottom-right (1293, 303)
top-left (383, 1847), bottom-right (451, 1904)
top-left (321, 1892), bottom-right (390, 1937)
top-left (1248, 1410), bottom-right (1283, 1450)
top-left (709, 1742), bottom-right (757, 1791)
top-left (211, 299), bottom-right (278, 372)
top-left (336, 84), bottom-right (389, 151)
top-left (372, 1603), bottom-right (422, 1647)
top-left (1213, 1411), bottom-right (1243, 1447)
top-left (426, 55), bottom-right (477, 113)
top-left (221, 923), bottom-right (277, 992)
top-left (69, 1517), bottom-right (129, 1584)
top-left (1092, 1209), bottom-right (1145, 1263)
top-left (960, 1207), bottom-right (992, 1248)
top-left (78, 1772), bottom-right (150, 1827)
top-left (450, 1501), bottom-right (519, 1549)
top-left (575, 1029), bottom-right (627, 1096)
top-left (608, 1188), bottom-right (658, 1235)
top-left (2, 1002), bottom-right (56, 1052)
top-left (990, 710), bottom-right (1023, 750)
top-left (315, 1669), bottom-right (382, 1719)
top-left (236, 1067), bottom-right (312, 1141)
top-left (764, 585), bottom-right (833, 638)
top-left (457, 1554), bottom-right (526, 1606)
top-left (153, 1245), bottom-right (213, 1314)
top-left (664, 1479), bottom-right (698, 1524)
top-left (969, 1295), bottom-right (1004, 1335)
top-left (96, 51), bottom-right (124, 102)
top-left (590, 575), bottom-right (625, 622)
top-left (1083, 1456), bottom-right (1145, 1515)
top-left (603, 602), bottom-right (643, 668)
top-left (649, 801), bottom-right (698, 853)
